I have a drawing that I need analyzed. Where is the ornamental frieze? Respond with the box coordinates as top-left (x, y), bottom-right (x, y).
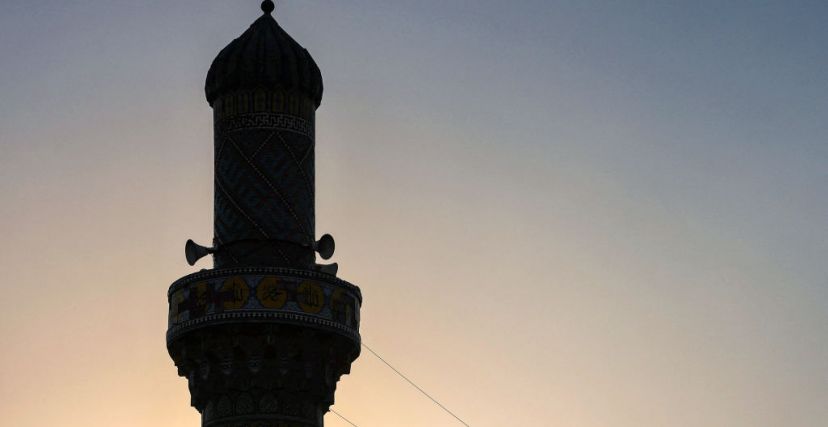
top-left (168, 268), bottom-right (361, 340)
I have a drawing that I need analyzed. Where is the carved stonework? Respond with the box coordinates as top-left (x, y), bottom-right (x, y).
top-left (169, 324), bottom-right (358, 427)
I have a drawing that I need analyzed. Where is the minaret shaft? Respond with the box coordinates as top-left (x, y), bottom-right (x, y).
top-left (212, 90), bottom-right (317, 268)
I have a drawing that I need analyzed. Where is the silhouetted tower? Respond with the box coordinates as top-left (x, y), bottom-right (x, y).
top-left (166, 2), bottom-right (362, 426)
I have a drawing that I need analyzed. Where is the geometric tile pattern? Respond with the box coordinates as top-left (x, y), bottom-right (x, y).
top-left (213, 112), bottom-right (315, 268)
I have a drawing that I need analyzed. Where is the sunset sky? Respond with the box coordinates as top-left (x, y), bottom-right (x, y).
top-left (1, 1), bottom-right (827, 426)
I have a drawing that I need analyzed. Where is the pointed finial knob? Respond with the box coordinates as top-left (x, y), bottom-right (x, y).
top-left (261, 0), bottom-right (275, 14)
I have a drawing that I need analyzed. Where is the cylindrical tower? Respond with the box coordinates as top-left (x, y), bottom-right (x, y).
top-left (166, 3), bottom-right (361, 426)
top-left (207, 0), bottom-right (323, 269)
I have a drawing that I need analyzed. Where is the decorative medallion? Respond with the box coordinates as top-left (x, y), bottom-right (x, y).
top-left (297, 281), bottom-right (325, 314)
top-left (257, 276), bottom-right (288, 308)
top-left (220, 276), bottom-right (250, 310)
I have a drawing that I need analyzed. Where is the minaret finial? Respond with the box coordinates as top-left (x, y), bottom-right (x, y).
top-left (261, 0), bottom-right (275, 15)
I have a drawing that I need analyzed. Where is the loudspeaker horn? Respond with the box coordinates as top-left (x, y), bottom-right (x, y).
top-left (185, 239), bottom-right (215, 266)
top-left (314, 234), bottom-right (335, 260)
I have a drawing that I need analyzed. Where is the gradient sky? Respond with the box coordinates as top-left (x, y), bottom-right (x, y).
top-left (1, 1), bottom-right (827, 426)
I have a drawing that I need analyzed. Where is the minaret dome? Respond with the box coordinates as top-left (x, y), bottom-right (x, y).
top-left (205, 3), bottom-right (324, 107)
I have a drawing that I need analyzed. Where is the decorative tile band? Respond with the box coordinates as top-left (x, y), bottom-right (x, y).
top-left (167, 268), bottom-right (361, 342)
top-left (213, 89), bottom-right (317, 120)
top-left (215, 112), bottom-right (314, 139)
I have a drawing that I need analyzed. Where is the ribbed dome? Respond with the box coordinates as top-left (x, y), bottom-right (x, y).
top-left (205, 10), bottom-right (323, 107)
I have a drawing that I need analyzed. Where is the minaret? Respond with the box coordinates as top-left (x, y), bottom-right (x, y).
top-left (166, 2), bottom-right (362, 426)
